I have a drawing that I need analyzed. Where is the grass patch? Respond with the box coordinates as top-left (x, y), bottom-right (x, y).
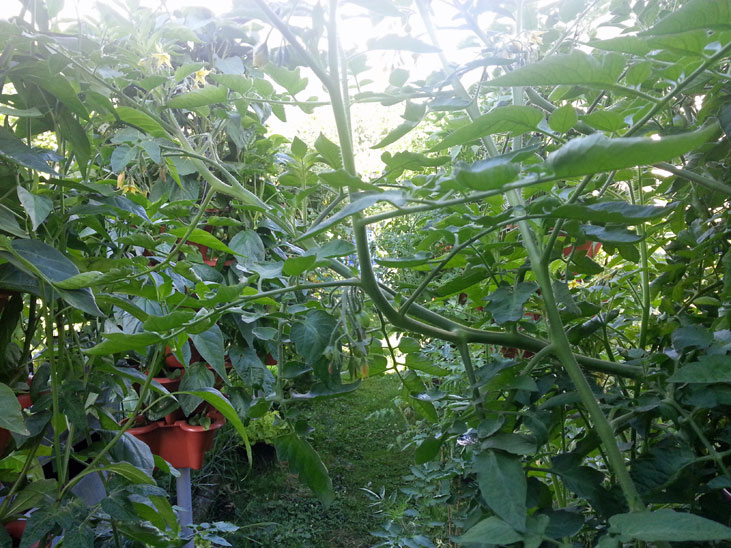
top-left (200, 373), bottom-right (413, 547)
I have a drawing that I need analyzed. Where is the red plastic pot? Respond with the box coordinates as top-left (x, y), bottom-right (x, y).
top-left (126, 417), bottom-right (162, 455)
top-left (0, 394), bottom-right (34, 455)
top-left (563, 241), bottom-right (602, 259)
top-left (153, 376), bottom-right (185, 425)
top-left (165, 343), bottom-right (202, 368)
top-left (129, 412), bottom-right (225, 470)
top-left (4, 519), bottom-right (45, 548)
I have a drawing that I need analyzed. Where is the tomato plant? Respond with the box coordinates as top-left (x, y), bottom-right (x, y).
top-left (0, 0), bottom-right (730, 546)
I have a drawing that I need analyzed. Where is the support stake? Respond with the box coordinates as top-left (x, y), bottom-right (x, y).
top-left (177, 467), bottom-right (194, 548)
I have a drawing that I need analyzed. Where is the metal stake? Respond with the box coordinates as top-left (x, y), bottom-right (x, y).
top-left (176, 467), bottom-right (194, 548)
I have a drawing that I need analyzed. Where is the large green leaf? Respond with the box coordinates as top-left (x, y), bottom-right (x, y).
top-left (211, 74), bottom-right (252, 95)
top-left (191, 325), bottom-right (227, 379)
top-left (0, 127), bottom-right (59, 175)
top-left (17, 187), bottom-right (52, 231)
top-left (547, 124), bottom-right (718, 178)
top-left (474, 450), bottom-right (527, 532)
top-left (167, 86), bottom-right (228, 109)
top-left (454, 516), bottom-right (523, 546)
top-left (179, 363), bottom-right (216, 415)
top-left (548, 104), bottom-right (578, 133)
top-left (169, 227), bottom-right (236, 255)
top-left (275, 433), bottom-right (334, 506)
top-left (643, 0), bottom-right (731, 35)
top-left (0, 383), bottom-right (30, 435)
top-left (116, 106), bottom-right (168, 139)
top-left (290, 310), bottom-right (337, 364)
top-left (1, 239), bottom-right (103, 316)
top-left (668, 355), bottom-right (731, 383)
top-left (484, 282), bottom-right (538, 325)
top-left (485, 50), bottom-right (623, 88)
top-left (547, 201), bottom-right (672, 224)
top-left (314, 133), bottom-right (342, 169)
top-left (0, 206), bottom-right (26, 238)
top-left (300, 191), bottom-right (406, 239)
top-left (609, 509), bottom-right (731, 541)
top-left (430, 106), bottom-right (543, 151)
top-left (84, 332), bottom-right (163, 355)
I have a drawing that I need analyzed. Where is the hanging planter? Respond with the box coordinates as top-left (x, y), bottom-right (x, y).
top-left (128, 412), bottom-right (225, 470)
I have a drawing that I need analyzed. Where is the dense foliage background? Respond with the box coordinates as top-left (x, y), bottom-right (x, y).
top-left (0, 0), bottom-right (730, 546)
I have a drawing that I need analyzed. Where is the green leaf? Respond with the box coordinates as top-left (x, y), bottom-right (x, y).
top-left (116, 106), bottom-right (168, 139)
top-left (402, 371), bottom-right (437, 422)
top-left (371, 120), bottom-right (420, 149)
top-left (399, 336), bottom-right (421, 353)
top-left (84, 332), bottom-right (163, 355)
top-left (0, 206), bottom-right (26, 238)
top-left (668, 355), bottom-right (731, 383)
top-left (211, 74), bottom-right (252, 95)
top-left (169, 227), bottom-right (237, 255)
top-left (485, 50), bottom-right (623, 88)
top-left (264, 65), bottom-right (308, 96)
top-left (548, 201), bottom-right (672, 223)
top-left (300, 191), bottom-right (406, 239)
top-left (252, 326), bottom-right (277, 341)
top-left (168, 86), bottom-right (228, 109)
top-left (229, 230), bottom-right (265, 265)
top-left (275, 433), bottom-right (334, 505)
top-left (291, 381), bottom-right (361, 400)
top-left (179, 363), bottom-right (216, 415)
top-left (283, 255), bottom-right (317, 276)
top-left (548, 104), bottom-right (578, 133)
top-left (57, 108), bottom-right (90, 174)
top-left (376, 252), bottom-right (432, 268)
top-left (454, 516), bottom-right (523, 546)
top-left (318, 170), bottom-right (380, 192)
top-left (547, 124), bottom-right (718, 178)
top-left (17, 187), bottom-right (52, 231)
top-left (0, 127), bottom-right (59, 175)
top-left (174, 62), bottom-right (204, 82)
top-left (1, 239), bottom-right (103, 316)
top-left (643, 0), bottom-right (731, 35)
top-left (430, 106), bottom-right (544, 151)
top-left (582, 110), bottom-right (627, 132)
top-left (53, 270), bottom-right (105, 290)
top-left (314, 133), bottom-right (342, 169)
top-left (582, 225), bottom-right (641, 244)
top-left (405, 353), bottom-right (449, 376)
top-left (414, 436), bottom-right (442, 464)
top-left (609, 509), bottom-right (731, 541)
top-left (141, 310), bottom-right (196, 332)
top-left (475, 450), bottom-right (527, 532)
top-left (481, 433), bottom-right (537, 455)
top-left (0, 383), bottom-right (30, 435)
top-left (100, 461), bottom-right (155, 485)
top-left (453, 156), bottom-right (521, 191)
top-left (671, 325), bottom-right (713, 351)
top-left (0, 106), bottom-right (42, 117)
top-left (191, 325), bottom-right (227, 379)
top-left (367, 34), bottom-right (440, 53)
top-left (484, 282), bottom-right (538, 325)
top-left (436, 267), bottom-right (486, 297)
top-left (291, 310), bottom-right (337, 364)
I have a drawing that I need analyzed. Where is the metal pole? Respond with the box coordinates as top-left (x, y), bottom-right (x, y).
top-left (176, 467), bottom-right (194, 548)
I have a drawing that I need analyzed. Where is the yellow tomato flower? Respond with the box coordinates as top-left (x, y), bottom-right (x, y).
top-left (150, 50), bottom-right (172, 69)
top-left (193, 67), bottom-right (211, 87)
top-left (116, 172), bottom-right (141, 195)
